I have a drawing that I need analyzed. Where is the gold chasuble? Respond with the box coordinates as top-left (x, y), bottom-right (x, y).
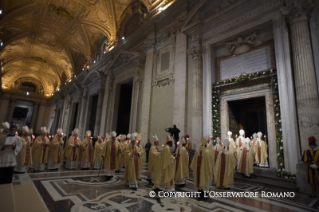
top-left (64, 136), bottom-right (81, 169)
top-left (32, 135), bottom-right (50, 171)
top-left (104, 140), bottom-right (121, 172)
top-left (20, 135), bottom-right (32, 166)
top-left (125, 143), bottom-right (142, 188)
top-left (175, 145), bottom-right (189, 185)
top-left (148, 144), bottom-right (161, 186)
top-left (80, 137), bottom-right (93, 168)
top-left (137, 144), bottom-right (144, 176)
top-left (237, 138), bottom-right (254, 176)
top-left (254, 139), bottom-right (268, 165)
top-left (214, 149), bottom-right (236, 188)
top-left (14, 135), bottom-right (32, 172)
top-left (92, 140), bottom-right (104, 169)
top-left (157, 144), bottom-right (176, 191)
top-left (191, 138), bottom-right (213, 191)
top-left (47, 136), bottom-right (64, 169)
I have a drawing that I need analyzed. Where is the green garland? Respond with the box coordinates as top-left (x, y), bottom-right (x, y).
top-left (211, 69), bottom-right (296, 180)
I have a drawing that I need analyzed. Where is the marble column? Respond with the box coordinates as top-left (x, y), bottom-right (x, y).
top-left (36, 101), bottom-right (46, 132)
top-left (58, 96), bottom-right (65, 129)
top-left (283, 0), bottom-right (319, 152)
top-left (140, 45), bottom-right (154, 143)
top-left (75, 89), bottom-right (84, 128)
top-left (173, 32), bottom-right (187, 135)
top-left (100, 77), bottom-right (110, 136)
top-left (7, 98), bottom-right (17, 124)
top-left (188, 42), bottom-right (203, 149)
top-left (272, 12), bottom-right (299, 173)
top-left (105, 75), bottom-right (115, 133)
top-left (0, 94), bottom-right (10, 124)
top-left (94, 88), bottom-right (105, 136)
top-left (130, 69), bottom-right (142, 134)
top-left (31, 102), bottom-right (40, 130)
top-left (78, 89), bottom-right (88, 137)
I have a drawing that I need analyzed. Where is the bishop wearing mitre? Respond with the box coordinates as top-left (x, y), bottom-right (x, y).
top-left (175, 138), bottom-right (189, 187)
top-left (136, 138), bottom-right (144, 179)
top-left (237, 137), bottom-right (254, 177)
top-left (148, 134), bottom-right (161, 186)
top-left (214, 139), bottom-right (236, 189)
top-left (117, 134), bottom-right (126, 172)
top-left (191, 137), bottom-right (213, 199)
top-left (255, 132), bottom-right (268, 167)
top-left (14, 126), bottom-right (32, 172)
top-left (104, 131), bottom-right (121, 180)
top-left (157, 135), bottom-right (176, 192)
top-left (212, 137), bottom-right (223, 168)
top-left (80, 130), bottom-right (93, 169)
top-left (32, 127), bottom-right (50, 171)
top-left (236, 129), bottom-right (246, 165)
top-left (47, 128), bottom-right (64, 170)
top-left (92, 134), bottom-right (105, 169)
top-left (125, 132), bottom-right (142, 188)
top-left (65, 129), bottom-right (81, 169)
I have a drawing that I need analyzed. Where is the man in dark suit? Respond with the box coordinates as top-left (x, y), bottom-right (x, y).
top-left (144, 139), bottom-right (151, 162)
top-left (165, 125), bottom-right (180, 153)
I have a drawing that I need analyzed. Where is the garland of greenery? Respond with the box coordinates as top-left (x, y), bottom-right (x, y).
top-left (211, 69), bottom-right (295, 180)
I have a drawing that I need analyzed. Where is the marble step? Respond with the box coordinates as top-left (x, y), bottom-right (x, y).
top-left (234, 168), bottom-right (299, 192)
top-left (0, 184), bottom-right (16, 212)
top-left (12, 184), bottom-right (48, 212)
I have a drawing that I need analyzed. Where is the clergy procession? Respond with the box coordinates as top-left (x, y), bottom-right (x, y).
top-left (0, 120), bottom-right (279, 198)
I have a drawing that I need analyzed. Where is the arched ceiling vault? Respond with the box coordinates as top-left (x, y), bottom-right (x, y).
top-left (0, 0), bottom-right (174, 97)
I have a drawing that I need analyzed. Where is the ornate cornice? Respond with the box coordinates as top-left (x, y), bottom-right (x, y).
top-left (281, 0), bottom-right (314, 24)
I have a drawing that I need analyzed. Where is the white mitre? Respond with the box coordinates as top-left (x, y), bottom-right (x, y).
top-left (86, 130), bottom-right (92, 136)
top-left (57, 128), bottom-right (63, 135)
top-left (2, 122), bottom-right (10, 129)
top-left (110, 131), bottom-right (117, 137)
top-left (41, 126), bottom-right (47, 133)
top-left (22, 126), bottom-right (29, 133)
top-left (239, 129), bottom-right (245, 136)
top-left (73, 128), bottom-right (79, 135)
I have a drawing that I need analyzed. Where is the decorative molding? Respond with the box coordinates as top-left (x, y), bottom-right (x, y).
top-left (153, 77), bottom-right (175, 88)
top-left (281, 0), bottom-right (314, 23)
top-left (203, 0), bottom-right (283, 39)
top-left (153, 44), bottom-right (175, 87)
top-left (188, 45), bottom-right (202, 60)
top-left (224, 31), bottom-right (262, 56)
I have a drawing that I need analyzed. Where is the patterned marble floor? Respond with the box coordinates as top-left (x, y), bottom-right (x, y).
top-left (12, 163), bottom-right (319, 212)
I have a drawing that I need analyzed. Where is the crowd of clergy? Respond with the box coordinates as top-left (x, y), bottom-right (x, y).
top-left (0, 121), bottom-right (271, 198)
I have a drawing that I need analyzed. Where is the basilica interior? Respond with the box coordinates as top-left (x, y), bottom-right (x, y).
top-left (1, 0), bottom-right (319, 211)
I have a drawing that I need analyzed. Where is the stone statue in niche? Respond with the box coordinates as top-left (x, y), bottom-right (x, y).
top-left (225, 31), bottom-right (262, 56)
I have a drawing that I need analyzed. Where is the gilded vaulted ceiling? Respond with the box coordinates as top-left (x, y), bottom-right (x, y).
top-left (0, 0), bottom-right (164, 97)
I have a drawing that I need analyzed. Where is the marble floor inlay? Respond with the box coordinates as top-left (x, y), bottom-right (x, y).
top-left (12, 163), bottom-right (319, 212)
